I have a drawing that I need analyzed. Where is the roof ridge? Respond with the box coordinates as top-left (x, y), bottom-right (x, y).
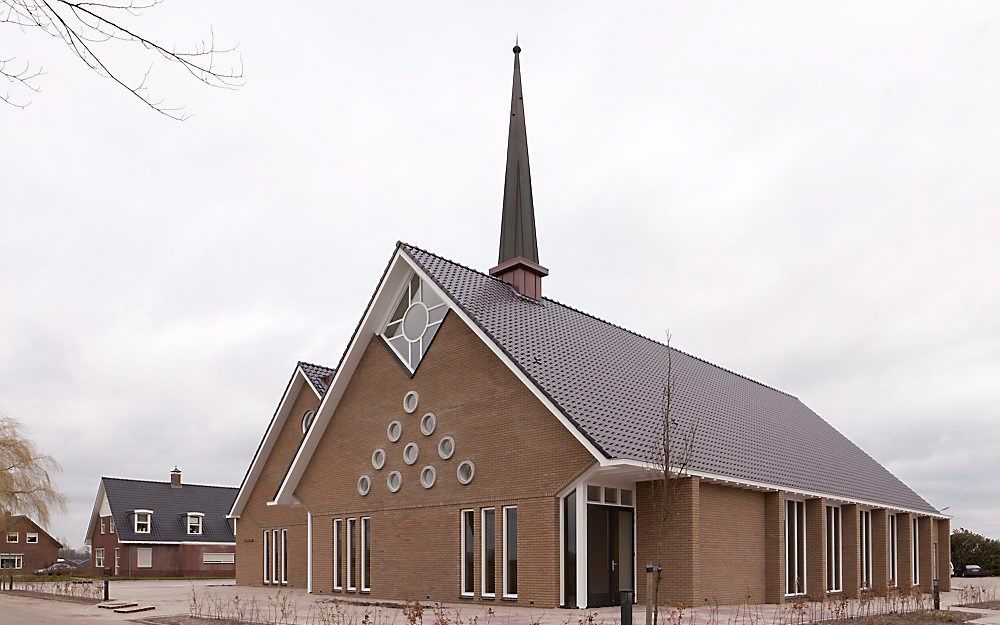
top-left (399, 241), bottom-right (797, 399)
top-left (298, 360), bottom-right (335, 371)
top-left (102, 476), bottom-right (238, 490)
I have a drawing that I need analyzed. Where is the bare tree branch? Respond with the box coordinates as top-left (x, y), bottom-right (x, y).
top-left (0, 416), bottom-right (66, 529)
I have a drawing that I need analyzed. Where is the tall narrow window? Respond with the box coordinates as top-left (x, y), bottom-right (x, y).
top-left (785, 500), bottom-right (806, 595)
top-left (461, 509), bottom-right (474, 597)
top-left (347, 518), bottom-right (356, 591)
top-left (281, 529), bottom-right (288, 585)
top-left (482, 509), bottom-right (496, 597)
top-left (503, 506), bottom-right (518, 599)
top-left (263, 530), bottom-right (270, 584)
top-left (100, 519), bottom-right (105, 534)
top-left (110, 518), bottom-right (115, 534)
top-left (860, 510), bottom-right (873, 589)
top-left (826, 505), bottom-right (842, 592)
top-left (272, 529), bottom-right (279, 585)
top-left (95, 548), bottom-right (105, 568)
top-left (912, 517), bottom-right (920, 585)
top-left (333, 519), bottom-right (342, 591)
top-left (889, 514), bottom-right (898, 586)
top-left (361, 517), bottom-right (371, 592)
top-left (563, 492), bottom-right (576, 606)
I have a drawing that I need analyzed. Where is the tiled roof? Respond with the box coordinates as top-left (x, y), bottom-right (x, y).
top-left (299, 361), bottom-right (336, 397)
top-left (401, 243), bottom-right (938, 514)
top-left (103, 477), bottom-right (237, 543)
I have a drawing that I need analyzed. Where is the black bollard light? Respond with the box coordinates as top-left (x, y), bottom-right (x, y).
top-left (621, 589), bottom-right (634, 625)
top-left (103, 575), bottom-right (109, 601)
top-left (933, 579), bottom-right (940, 610)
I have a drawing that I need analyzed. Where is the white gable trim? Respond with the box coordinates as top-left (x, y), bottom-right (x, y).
top-left (227, 366), bottom-right (322, 518)
top-left (272, 248), bottom-right (607, 505)
top-left (84, 480), bottom-right (107, 545)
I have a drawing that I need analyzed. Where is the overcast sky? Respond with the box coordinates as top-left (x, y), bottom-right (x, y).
top-left (2, 1), bottom-right (998, 546)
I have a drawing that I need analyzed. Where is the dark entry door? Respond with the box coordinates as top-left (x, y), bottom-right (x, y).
top-left (587, 505), bottom-right (635, 607)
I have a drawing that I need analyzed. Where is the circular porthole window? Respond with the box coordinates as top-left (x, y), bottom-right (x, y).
top-left (403, 442), bottom-right (419, 465)
top-left (420, 465), bottom-right (436, 489)
top-left (387, 421), bottom-right (402, 442)
top-left (372, 448), bottom-right (386, 470)
top-left (403, 391), bottom-right (419, 414)
top-left (358, 475), bottom-right (371, 496)
top-left (457, 460), bottom-right (475, 485)
top-left (387, 471), bottom-right (402, 493)
top-left (420, 412), bottom-right (436, 436)
top-left (301, 410), bottom-right (316, 433)
top-left (438, 436), bottom-right (455, 460)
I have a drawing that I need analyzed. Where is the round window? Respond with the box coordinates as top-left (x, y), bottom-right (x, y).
top-left (387, 421), bottom-right (402, 442)
top-left (438, 436), bottom-right (455, 460)
top-left (420, 465), bottom-right (436, 489)
top-left (403, 391), bottom-right (419, 414)
top-left (358, 475), bottom-right (371, 496)
top-left (301, 410), bottom-right (316, 433)
top-left (457, 460), bottom-right (475, 485)
top-left (372, 448), bottom-right (386, 470)
top-left (387, 471), bottom-right (402, 493)
top-left (403, 442), bottom-right (419, 465)
top-left (402, 303), bottom-right (430, 342)
top-left (420, 412), bottom-right (436, 436)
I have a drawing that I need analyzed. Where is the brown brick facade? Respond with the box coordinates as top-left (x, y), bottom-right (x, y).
top-left (0, 516), bottom-right (61, 573)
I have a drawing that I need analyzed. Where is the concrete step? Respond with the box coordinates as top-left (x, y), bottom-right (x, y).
top-left (114, 605), bottom-right (155, 614)
top-left (98, 601), bottom-right (136, 609)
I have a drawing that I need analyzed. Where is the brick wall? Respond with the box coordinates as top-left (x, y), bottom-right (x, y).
top-left (698, 483), bottom-right (766, 605)
top-left (804, 498), bottom-right (827, 600)
top-left (89, 515), bottom-right (120, 576)
top-left (0, 517), bottom-right (61, 573)
top-left (897, 513), bottom-right (913, 589)
top-left (936, 518), bottom-right (951, 592)
top-left (841, 504), bottom-right (860, 598)
top-left (635, 477), bottom-right (700, 606)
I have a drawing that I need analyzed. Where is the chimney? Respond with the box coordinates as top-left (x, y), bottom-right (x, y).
top-left (490, 43), bottom-right (549, 300)
top-left (170, 467), bottom-right (182, 488)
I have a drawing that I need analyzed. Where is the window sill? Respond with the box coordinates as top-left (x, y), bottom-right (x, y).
top-left (459, 593), bottom-right (475, 600)
top-left (482, 594), bottom-right (496, 600)
top-left (502, 595), bottom-right (518, 602)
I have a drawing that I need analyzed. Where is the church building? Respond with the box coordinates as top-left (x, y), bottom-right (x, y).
top-left (228, 46), bottom-right (948, 609)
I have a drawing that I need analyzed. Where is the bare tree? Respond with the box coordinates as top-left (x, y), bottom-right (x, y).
top-left (1, 0), bottom-right (243, 119)
top-left (0, 416), bottom-right (66, 529)
top-left (646, 331), bottom-right (699, 625)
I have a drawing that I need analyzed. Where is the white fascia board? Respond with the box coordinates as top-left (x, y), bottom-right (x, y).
top-left (228, 367), bottom-right (319, 518)
top-left (117, 541), bottom-right (236, 546)
top-left (273, 249), bottom-right (607, 505)
top-left (83, 480), bottom-right (106, 546)
top-left (601, 458), bottom-right (947, 518)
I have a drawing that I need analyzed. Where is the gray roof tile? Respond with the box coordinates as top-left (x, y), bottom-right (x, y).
top-left (299, 361), bottom-right (335, 397)
top-left (401, 243), bottom-right (937, 514)
top-left (103, 477), bottom-right (237, 543)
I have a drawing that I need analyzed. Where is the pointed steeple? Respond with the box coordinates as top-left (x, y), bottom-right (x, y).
top-left (490, 44), bottom-right (549, 299)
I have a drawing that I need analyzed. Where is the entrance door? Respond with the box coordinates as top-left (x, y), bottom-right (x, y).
top-left (587, 505), bottom-right (635, 607)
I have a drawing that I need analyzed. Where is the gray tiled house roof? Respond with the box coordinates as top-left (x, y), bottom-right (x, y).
top-left (299, 361), bottom-right (335, 397)
top-left (103, 477), bottom-right (237, 543)
top-left (401, 243), bottom-right (938, 515)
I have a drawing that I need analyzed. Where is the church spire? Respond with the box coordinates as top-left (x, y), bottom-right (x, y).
top-left (490, 44), bottom-right (549, 299)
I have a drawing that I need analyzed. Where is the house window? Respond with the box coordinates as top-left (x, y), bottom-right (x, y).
top-left (26, 533), bottom-right (38, 544)
top-left (361, 517), bottom-right (371, 592)
top-left (912, 517), bottom-right (920, 585)
top-left (95, 548), bottom-right (105, 568)
top-left (134, 511), bottom-right (152, 533)
top-left (347, 518), bottom-right (356, 591)
top-left (826, 505), bottom-right (842, 592)
top-left (4, 532), bottom-right (16, 543)
top-left (136, 547), bottom-right (152, 569)
top-left (0, 554), bottom-right (23, 569)
top-left (110, 518), bottom-right (115, 534)
top-left (482, 508), bottom-right (496, 598)
top-left (271, 529), bottom-right (279, 585)
top-left (187, 513), bottom-right (204, 535)
top-left (203, 553), bottom-right (235, 564)
top-left (302, 410), bottom-right (316, 433)
top-left (281, 529), bottom-right (288, 585)
top-left (333, 519), bottom-right (342, 590)
top-left (100, 518), bottom-right (106, 535)
top-left (889, 514), bottom-right (898, 586)
top-left (563, 491), bottom-right (577, 607)
top-left (785, 499), bottom-right (806, 595)
top-left (381, 274), bottom-right (448, 372)
top-left (263, 529), bottom-right (270, 584)
top-left (503, 506), bottom-right (518, 599)
top-left (461, 509), bottom-right (475, 597)
top-left (860, 510), bottom-right (873, 589)
top-left (115, 547), bottom-right (120, 574)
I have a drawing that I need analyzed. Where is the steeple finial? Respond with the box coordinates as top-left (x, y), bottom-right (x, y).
top-left (490, 44), bottom-right (549, 299)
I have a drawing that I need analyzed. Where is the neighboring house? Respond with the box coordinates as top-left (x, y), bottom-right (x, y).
top-left (84, 469), bottom-right (238, 578)
top-left (0, 515), bottom-right (62, 573)
top-left (229, 361), bottom-right (334, 588)
top-left (228, 47), bottom-right (950, 608)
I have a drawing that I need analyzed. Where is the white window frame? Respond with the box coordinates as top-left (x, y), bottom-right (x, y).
top-left (0, 554), bottom-right (23, 569)
top-left (136, 547), bottom-right (152, 569)
top-left (889, 513), bottom-right (898, 587)
top-left (503, 506), bottom-right (518, 600)
top-left (100, 518), bottom-right (106, 535)
top-left (271, 529), bottom-right (279, 585)
top-left (263, 530), bottom-right (270, 584)
top-left (187, 513), bottom-right (204, 535)
top-left (95, 548), bottom-right (105, 568)
top-left (860, 510), bottom-right (873, 590)
top-left (785, 499), bottom-right (807, 596)
top-left (461, 509), bottom-right (474, 597)
top-left (361, 517), bottom-right (371, 592)
top-left (346, 518), bottom-right (357, 592)
top-left (912, 517), bottom-right (920, 586)
top-left (281, 529), bottom-right (288, 585)
top-left (110, 517), bottom-right (115, 534)
top-left (4, 532), bottom-right (15, 543)
top-left (134, 510), bottom-right (152, 534)
top-left (826, 505), bottom-right (843, 593)
top-left (203, 553), bottom-right (235, 564)
top-left (333, 519), bottom-right (342, 591)
top-left (25, 533), bottom-right (38, 544)
top-left (114, 547), bottom-right (120, 575)
top-left (482, 508), bottom-right (496, 598)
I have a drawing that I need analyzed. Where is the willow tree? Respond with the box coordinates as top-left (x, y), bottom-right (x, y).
top-left (0, 416), bottom-right (65, 529)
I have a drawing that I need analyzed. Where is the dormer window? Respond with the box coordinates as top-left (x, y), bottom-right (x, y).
top-left (187, 513), bottom-right (204, 535)
top-left (134, 510), bottom-right (152, 534)
top-left (381, 275), bottom-right (448, 371)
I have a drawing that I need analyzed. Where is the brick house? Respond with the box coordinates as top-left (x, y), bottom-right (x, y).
top-left (84, 469), bottom-right (238, 578)
top-left (228, 47), bottom-right (949, 608)
top-left (0, 515), bottom-right (62, 573)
